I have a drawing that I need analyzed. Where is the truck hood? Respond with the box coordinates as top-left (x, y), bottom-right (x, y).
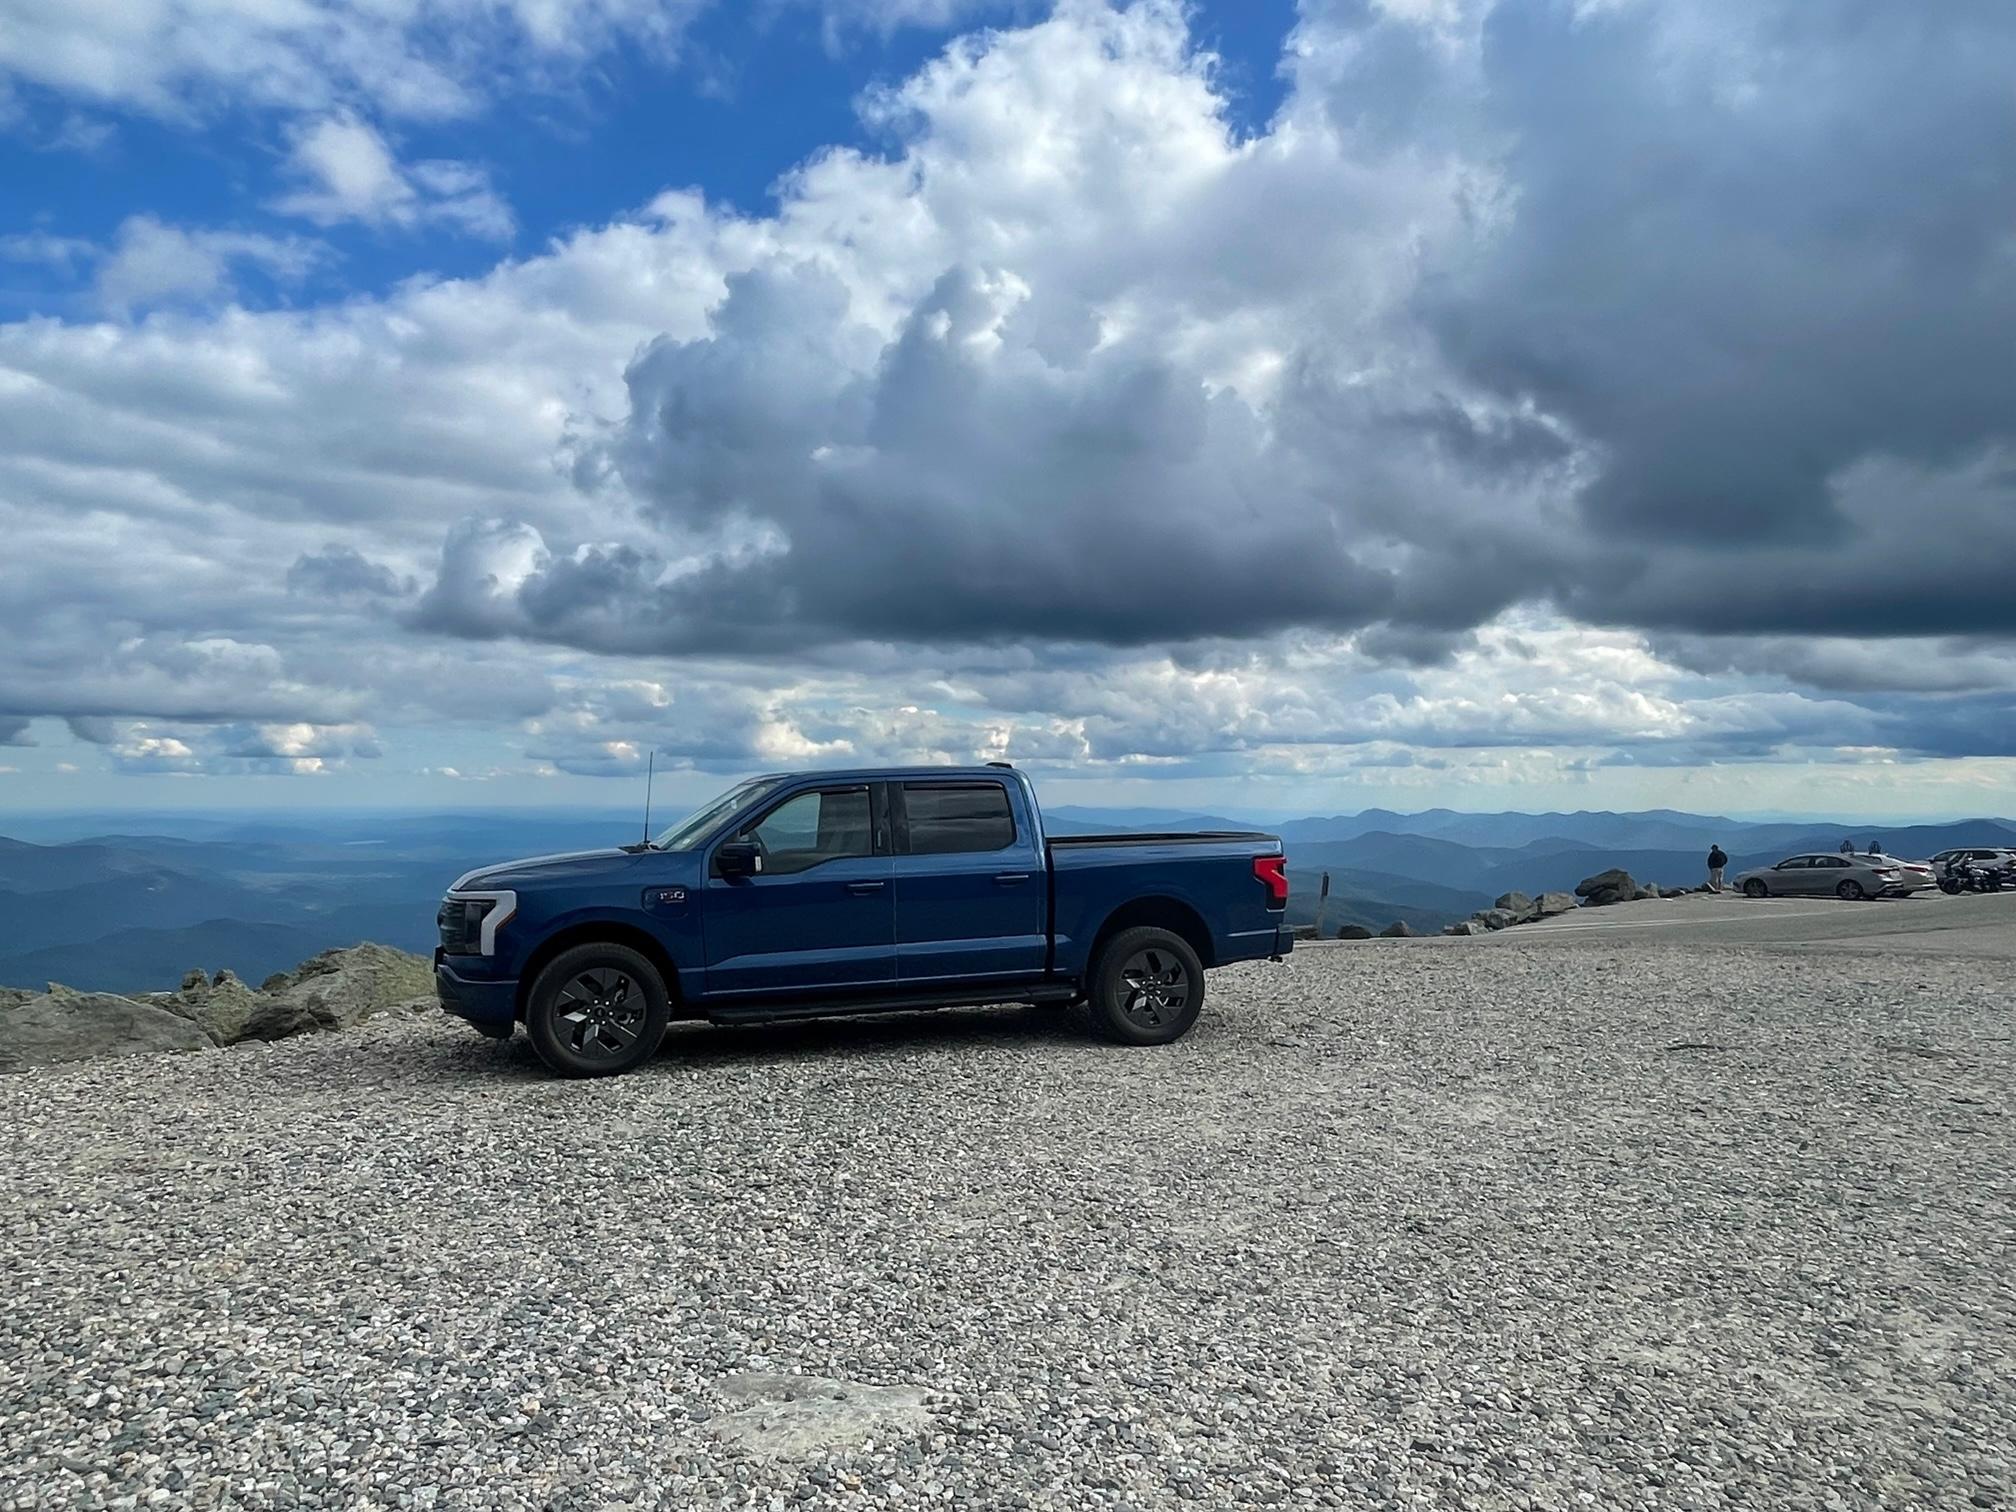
top-left (451, 848), bottom-right (637, 891)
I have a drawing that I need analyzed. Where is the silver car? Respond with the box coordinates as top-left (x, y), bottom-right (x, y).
top-left (1734, 853), bottom-right (1907, 901)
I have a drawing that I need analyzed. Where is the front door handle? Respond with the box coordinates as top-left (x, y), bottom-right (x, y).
top-left (994, 873), bottom-right (1031, 885)
top-left (847, 880), bottom-right (887, 894)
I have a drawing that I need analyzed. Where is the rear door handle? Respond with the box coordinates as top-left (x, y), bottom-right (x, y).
top-left (847, 880), bottom-right (887, 894)
top-left (994, 873), bottom-right (1031, 885)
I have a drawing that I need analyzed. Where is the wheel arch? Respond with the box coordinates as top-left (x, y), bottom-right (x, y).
top-left (514, 921), bottom-right (683, 1020)
top-left (1087, 895), bottom-right (1217, 972)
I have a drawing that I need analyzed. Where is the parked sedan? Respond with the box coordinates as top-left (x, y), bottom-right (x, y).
top-left (1874, 855), bottom-right (1938, 892)
top-left (1734, 853), bottom-right (1907, 900)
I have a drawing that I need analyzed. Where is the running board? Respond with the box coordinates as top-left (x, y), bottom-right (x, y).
top-left (705, 984), bottom-right (1077, 1026)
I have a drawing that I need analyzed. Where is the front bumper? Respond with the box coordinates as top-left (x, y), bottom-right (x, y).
top-left (435, 951), bottom-right (519, 1035)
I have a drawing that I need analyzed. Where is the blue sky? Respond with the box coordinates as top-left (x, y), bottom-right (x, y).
top-left (2, 0), bottom-right (2014, 820)
top-left (1, 1), bottom-right (1296, 316)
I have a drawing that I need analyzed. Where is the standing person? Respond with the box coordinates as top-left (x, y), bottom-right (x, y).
top-left (1707, 843), bottom-right (1728, 892)
top-left (1840, 838), bottom-right (1856, 854)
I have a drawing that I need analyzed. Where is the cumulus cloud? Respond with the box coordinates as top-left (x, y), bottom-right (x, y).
top-left (275, 117), bottom-right (514, 239)
top-left (88, 215), bottom-right (322, 314)
top-left (0, 0), bottom-right (712, 125)
top-left (3, 0), bottom-right (2014, 791)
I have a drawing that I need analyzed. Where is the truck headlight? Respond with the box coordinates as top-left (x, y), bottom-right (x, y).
top-left (437, 891), bottom-right (516, 955)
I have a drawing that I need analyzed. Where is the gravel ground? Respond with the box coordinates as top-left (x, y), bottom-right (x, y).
top-left (2, 942), bottom-right (2012, 1511)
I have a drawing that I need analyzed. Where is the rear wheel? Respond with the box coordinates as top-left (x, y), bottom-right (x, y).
top-left (1837, 880), bottom-right (1867, 901)
top-left (1086, 926), bottom-right (1205, 1046)
top-left (1742, 879), bottom-right (1767, 898)
top-left (525, 943), bottom-right (671, 1078)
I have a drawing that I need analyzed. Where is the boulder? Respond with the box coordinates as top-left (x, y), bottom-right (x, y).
top-left (237, 944), bottom-right (433, 1043)
top-left (1470, 908), bottom-right (1517, 931)
top-left (0, 986), bottom-right (212, 1073)
top-left (154, 969), bottom-right (265, 1047)
top-left (1574, 869), bottom-right (1638, 907)
top-left (1535, 891), bottom-right (1579, 917)
top-left (1493, 891), bottom-right (1538, 922)
top-left (1335, 924), bottom-right (1374, 940)
top-left (1379, 921), bottom-right (1416, 938)
top-left (1443, 920), bottom-right (1486, 936)
top-left (1291, 924), bottom-right (1321, 941)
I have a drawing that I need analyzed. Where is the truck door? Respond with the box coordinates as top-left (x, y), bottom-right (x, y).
top-left (890, 778), bottom-right (1047, 984)
top-left (701, 783), bottom-right (895, 996)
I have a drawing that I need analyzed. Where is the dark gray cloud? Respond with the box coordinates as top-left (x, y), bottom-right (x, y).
top-left (287, 546), bottom-right (411, 600)
top-left (1384, 0), bottom-right (2016, 631)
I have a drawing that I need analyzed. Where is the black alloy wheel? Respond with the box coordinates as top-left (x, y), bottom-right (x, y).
top-left (526, 942), bottom-right (671, 1078)
top-left (1743, 879), bottom-right (1767, 898)
top-left (1837, 880), bottom-right (1867, 901)
top-left (1087, 925), bottom-right (1205, 1046)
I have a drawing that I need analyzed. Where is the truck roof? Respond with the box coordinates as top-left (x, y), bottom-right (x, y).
top-left (752, 764), bottom-right (1023, 783)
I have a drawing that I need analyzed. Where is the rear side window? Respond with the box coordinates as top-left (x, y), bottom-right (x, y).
top-left (903, 783), bottom-right (1015, 854)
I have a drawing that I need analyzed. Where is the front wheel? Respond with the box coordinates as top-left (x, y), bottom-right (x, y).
top-left (1743, 879), bottom-right (1767, 898)
top-left (525, 943), bottom-right (671, 1078)
top-left (1837, 880), bottom-right (1867, 901)
top-left (1939, 878), bottom-right (1962, 895)
top-left (1086, 926), bottom-right (1205, 1046)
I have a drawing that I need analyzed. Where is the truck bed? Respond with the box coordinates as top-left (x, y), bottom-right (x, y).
top-left (1045, 829), bottom-right (1290, 976)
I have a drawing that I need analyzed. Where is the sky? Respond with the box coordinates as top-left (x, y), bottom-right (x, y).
top-left (1, 0), bottom-right (2013, 821)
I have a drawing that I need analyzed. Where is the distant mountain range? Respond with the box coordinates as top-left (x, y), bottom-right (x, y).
top-left (3, 806), bottom-right (2013, 990)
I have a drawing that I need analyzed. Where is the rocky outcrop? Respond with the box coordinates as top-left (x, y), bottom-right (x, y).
top-left (1335, 924), bottom-right (1374, 940)
top-left (0, 986), bottom-right (212, 1073)
top-left (1445, 881), bottom-right (1665, 938)
top-left (1379, 921), bottom-right (1416, 938)
top-left (1, 945), bottom-right (435, 1072)
top-left (237, 944), bottom-right (435, 1041)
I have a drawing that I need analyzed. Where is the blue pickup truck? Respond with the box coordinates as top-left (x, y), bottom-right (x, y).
top-left (436, 764), bottom-right (1291, 1076)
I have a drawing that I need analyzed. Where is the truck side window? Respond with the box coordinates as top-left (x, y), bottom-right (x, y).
top-left (739, 788), bottom-right (872, 875)
top-left (903, 783), bottom-right (1015, 854)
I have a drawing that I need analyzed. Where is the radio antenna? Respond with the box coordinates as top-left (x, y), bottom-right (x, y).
top-left (641, 749), bottom-right (657, 845)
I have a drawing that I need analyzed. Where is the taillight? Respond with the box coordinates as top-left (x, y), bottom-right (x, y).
top-left (1253, 854), bottom-right (1288, 909)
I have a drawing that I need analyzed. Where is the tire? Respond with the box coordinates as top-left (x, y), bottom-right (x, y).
top-left (1085, 926), bottom-right (1205, 1046)
top-left (1836, 880), bottom-right (1867, 901)
top-left (525, 942), bottom-right (671, 1078)
top-left (1742, 879), bottom-right (1767, 898)
top-left (1939, 879), bottom-right (1962, 895)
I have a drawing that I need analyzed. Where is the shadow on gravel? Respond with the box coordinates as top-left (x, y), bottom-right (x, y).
top-left (458, 1002), bottom-right (1102, 1081)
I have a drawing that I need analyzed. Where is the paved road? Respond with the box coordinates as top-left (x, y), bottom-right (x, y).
top-left (1479, 888), bottom-right (2016, 959)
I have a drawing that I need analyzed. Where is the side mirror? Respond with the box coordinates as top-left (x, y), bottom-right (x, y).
top-left (716, 841), bottom-right (762, 878)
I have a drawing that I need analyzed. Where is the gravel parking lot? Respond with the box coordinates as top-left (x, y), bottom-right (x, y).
top-left (2, 941), bottom-right (2012, 1511)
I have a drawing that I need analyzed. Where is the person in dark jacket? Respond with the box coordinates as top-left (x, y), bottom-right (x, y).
top-left (1707, 844), bottom-right (1729, 892)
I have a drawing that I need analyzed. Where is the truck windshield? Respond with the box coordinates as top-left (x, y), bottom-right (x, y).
top-left (651, 777), bottom-right (786, 851)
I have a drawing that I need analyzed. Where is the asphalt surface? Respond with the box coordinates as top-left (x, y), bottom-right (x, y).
top-left (1476, 888), bottom-right (2016, 959)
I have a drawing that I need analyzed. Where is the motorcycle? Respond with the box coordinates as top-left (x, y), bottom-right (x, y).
top-left (1939, 858), bottom-right (2008, 895)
